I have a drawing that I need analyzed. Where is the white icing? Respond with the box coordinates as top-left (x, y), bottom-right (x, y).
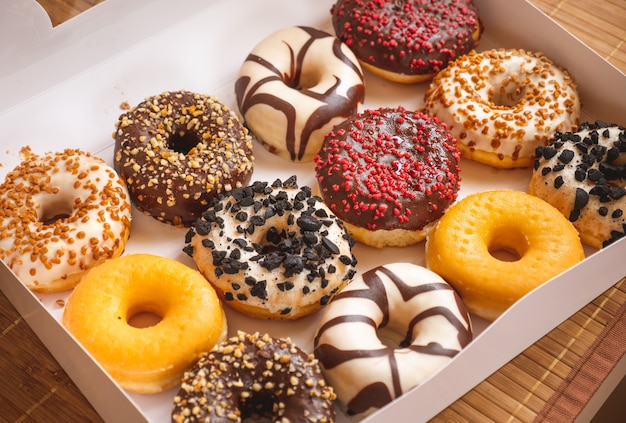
top-left (236, 26), bottom-right (364, 162)
top-left (0, 149), bottom-right (132, 291)
top-left (314, 262), bottom-right (472, 420)
top-left (425, 48), bottom-right (581, 166)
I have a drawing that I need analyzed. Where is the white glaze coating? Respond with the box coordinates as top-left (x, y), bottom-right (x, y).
top-left (235, 26), bottom-right (365, 162)
top-left (185, 176), bottom-right (357, 319)
top-left (0, 149), bottom-right (132, 292)
top-left (424, 48), bottom-right (581, 168)
top-left (529, 122), bottom-right (626, 248)
top-left (313, 262), bottom-right (472, 420)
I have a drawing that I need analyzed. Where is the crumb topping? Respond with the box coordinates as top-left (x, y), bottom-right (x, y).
top-left (114, 90), bottom-right (254, 226)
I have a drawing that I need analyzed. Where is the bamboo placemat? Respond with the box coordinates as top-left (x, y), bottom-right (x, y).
top-left (430, 277), bottom-right (626, 423)
top-left (1, 1), bottom-right (625, 422)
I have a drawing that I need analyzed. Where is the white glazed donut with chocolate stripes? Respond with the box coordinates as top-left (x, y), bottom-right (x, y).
top-left (529, 120), bottom-right (626, 248)
top-left (184, 175), bottom-right (357, 320)
top-left (313, 262), bottom-right (472, 420)
top-left (235, 26), bottom-right (365, 162)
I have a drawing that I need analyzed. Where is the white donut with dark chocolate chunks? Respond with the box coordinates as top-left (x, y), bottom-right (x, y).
top-left (184, 175), bottom-right (357, 319)
top-left (529, 121), bottom-right (626, 249)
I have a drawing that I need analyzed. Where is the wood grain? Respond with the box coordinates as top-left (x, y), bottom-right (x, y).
top-left (2, 1), bottom-right (625, 422)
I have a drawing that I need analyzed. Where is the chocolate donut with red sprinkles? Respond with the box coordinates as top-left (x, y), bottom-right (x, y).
top-left (330, 0), bottom-right (482, 84)
top-left (529, 120), bottom-right (626, 249)
top-left (314, 106), bottom-right (461, 248)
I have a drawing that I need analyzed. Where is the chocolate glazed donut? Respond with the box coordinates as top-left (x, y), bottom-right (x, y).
top-left (313, 263), bottom-right (472, 420)
top-left (171, 331), bottom-right (336, 423)
top-left (235, 26), bottom-right (365, 162)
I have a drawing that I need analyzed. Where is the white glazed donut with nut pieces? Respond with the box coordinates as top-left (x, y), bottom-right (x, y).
top-left (0, 148), bottom-right (132, 292)
top-left (313, 262), bottom-right (473, 421)
top-left (424, 48), bottom-right (581, 169)
top-left (235, 25), bottom-right (365, 162)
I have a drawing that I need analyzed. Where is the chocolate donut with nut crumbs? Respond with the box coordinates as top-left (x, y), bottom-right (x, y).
top-left (114, 90), bottom-right (254, 226)
top-left (184, 176), bottom-right (357, 320)
top-left (314, 106), bottom-right (461, 248)
top-left (171, 331), bottom-right (336, 423)
top-left (529, 121), bottom-right (626, 248)
top-left (331, 0), bottom-right (482, 83)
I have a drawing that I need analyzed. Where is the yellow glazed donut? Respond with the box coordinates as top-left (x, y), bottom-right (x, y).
top-left (62, 253), bottom-right (227, 394)
top-left (184, 176), bottom-right (357, 320)
top-left (0, 148), bottom-right (131, 292)
top-left (529, 121), bottom-right (626, 249)
top-left (424, 48), bottom-right (581, 168)
top-left (426, 189), bottom-right (585, 321)
top-left (235, 26), bottom-right (365, 162)
top-left (313, 263), bottom-right (472, 420)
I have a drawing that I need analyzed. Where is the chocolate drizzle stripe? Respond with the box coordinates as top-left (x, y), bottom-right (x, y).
top-left (236, 26), bottom-right (365, 161)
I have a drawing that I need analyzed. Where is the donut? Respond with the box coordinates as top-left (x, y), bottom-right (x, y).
top-left (235, 26), bottom-right (365, 162)
top-left (425, 189), bottom-right (585, 321)
top-left (62, 253), bottom-right (227, 394)
top-left (424, 48), bottom-right (581, 168)
top-left (314, 106), bottom-right (461, 248)
top-left (114, 90), bottom-right (255, 226)
top-left (183, 175), bottom-right (358, 320)
top-left (529, 120), bottom-right (626, 249)
top-left (313, 263), bottom-right (472, 420)
top-left (0, 148), bottom-right (131, 293)
top-left (172, 331), bottom-right (336, 423)
top-left (330, 0), bottom-right (482, 84)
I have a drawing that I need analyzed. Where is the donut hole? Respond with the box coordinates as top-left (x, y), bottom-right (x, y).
top-left (377, 327), bottom-right (407, 349)
top-left (38, 194), bottom-right (73, 225)
top-left (490, 78), bottom-right (525, 108)
top-left (127, 304), bottom-right (163, 328)
top-left (289, 68), bottom-right (321, 91)
top-left (237, 391), bottom-right (277, 422)
top-left (487, 225), bottom-right (529, 262)
top-left (167, 128), bottom-right (202, 155)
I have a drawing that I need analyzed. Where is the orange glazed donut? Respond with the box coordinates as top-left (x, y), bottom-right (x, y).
top-left (424, 48), bottom-right (581, 168)
top-left (62, 254), bottom-right (227, 394)
top-left (314, 263), bottom-right (472, 420)
top-left (425, 189), bottom-right (585, 321)
top-left (0, 148), bottom-right (131, 292)
top-left (331, 0), bottom-right (482, 83)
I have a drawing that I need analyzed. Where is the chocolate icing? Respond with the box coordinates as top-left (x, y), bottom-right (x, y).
top-left (235, 26), bottom-right (364, 162)
top-left (114, 90), bottom-right (254, 226)
top-left (171, 332), bottom-right (336, 423)
top-left (331, 0), bottom-right (481, 76)
top-left (314, 107), bottom-right (461, 231)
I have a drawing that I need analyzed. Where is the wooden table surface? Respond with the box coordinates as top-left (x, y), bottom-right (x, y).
top-left (1, 0), bottom-right (625, 422)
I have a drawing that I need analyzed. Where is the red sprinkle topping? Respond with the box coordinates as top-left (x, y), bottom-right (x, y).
top-left (314, 107), bottom-right (460, 231)
top-left (331, 0), bottom-right (481, 75)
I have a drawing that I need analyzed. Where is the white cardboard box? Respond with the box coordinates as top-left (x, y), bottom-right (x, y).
top-left (0, 0), bottom-right (625, 421)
